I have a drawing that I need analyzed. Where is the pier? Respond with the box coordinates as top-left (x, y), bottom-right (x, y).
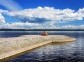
top-left (0, 35), bottom-right (76, 61)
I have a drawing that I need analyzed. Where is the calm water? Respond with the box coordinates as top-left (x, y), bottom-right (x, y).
top-left (1, 31), bottom-right (84, 62)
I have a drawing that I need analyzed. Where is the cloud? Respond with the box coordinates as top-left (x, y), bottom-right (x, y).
top-left (60, 25), bottom-right (84, 29)
top-left (7, 6), bottom-right (84, 23)
top-left (0, 22), bottom-right (40, 29)
top-left (78, 8), bottom-right (84, 17)
top-left (0, 0), bottom-right (22, 11)
top-left (0, 22), bottom-right (84, 29)
top-left (0, 6), bottom-right (84, 29)
top-left (0, 13), bottom-right (5, 23)
top-left (0, 9), bottom-right (8, 13)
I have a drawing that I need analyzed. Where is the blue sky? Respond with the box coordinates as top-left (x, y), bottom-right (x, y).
top-left (0, 0), bottom-right (84, 29)
top-left (0, 0), bottom-right (84, 10)
top-left (21, 0), bottom-right (84, 10)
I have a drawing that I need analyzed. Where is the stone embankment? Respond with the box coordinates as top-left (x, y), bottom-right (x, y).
top-left (0, 35), bottom-right (76, 61)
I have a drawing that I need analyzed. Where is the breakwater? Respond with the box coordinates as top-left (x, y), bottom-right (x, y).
top-left (0, 35), bottom-right (75, 61)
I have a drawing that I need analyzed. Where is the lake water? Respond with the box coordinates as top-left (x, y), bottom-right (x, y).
top-left (0, 31), bottom-right (84, 62)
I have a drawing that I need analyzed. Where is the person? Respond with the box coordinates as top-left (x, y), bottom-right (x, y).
top-left (41, 31), bottom-right (48, 36)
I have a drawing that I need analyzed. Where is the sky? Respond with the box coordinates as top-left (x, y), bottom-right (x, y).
top-left (0, 0), bottom-right (84, 29)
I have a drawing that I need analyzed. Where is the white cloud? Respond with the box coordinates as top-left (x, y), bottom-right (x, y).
top-left (60, 25), bottom-right (84, 29)
top-left (0, 13), bottom-right (5, 23)
top-left (0, 9), bottom-right (8, 13)
top-left (0, 22), bottom-right (84, 29)
top-left (7, 6), bottom-right (84, 22)
top-left (0, 0), bottom-right (22, 11)
top-left (0, 6), bottom-right (84, 29)
top-left (0, 22), bottom-right (40, 29)
top-left (78, 8), bottom-right (84, 18)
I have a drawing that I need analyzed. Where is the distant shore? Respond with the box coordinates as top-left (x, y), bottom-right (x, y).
top-left (0, 29), bottom-right (84, 31)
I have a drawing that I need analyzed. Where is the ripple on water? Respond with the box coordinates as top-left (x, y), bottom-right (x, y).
top-left (7, 32), bottom-right (84, 62)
